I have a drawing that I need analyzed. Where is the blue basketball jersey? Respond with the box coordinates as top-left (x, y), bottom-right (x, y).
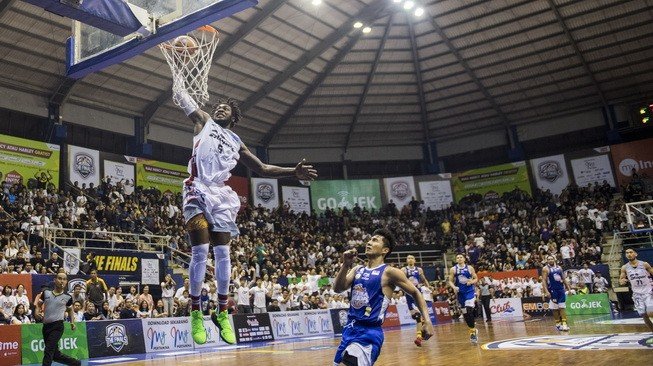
top-left (454, 264), bottom-right (475, 296)
top-left (348, 264), bottom-right (391, 327)
top-left (546, 265), bottom-right (565, 292)
top-left (405, 266), bottom-right (421, 287)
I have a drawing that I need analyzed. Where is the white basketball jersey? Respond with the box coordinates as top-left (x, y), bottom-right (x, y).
top-left (187, 118), bottom-right (241, 185)
top-left (625, 260), bottom-right (653, 295)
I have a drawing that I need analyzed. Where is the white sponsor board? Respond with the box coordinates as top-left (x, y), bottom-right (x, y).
top-left (383, 176), bottom-right (417, 209)
top-left (251, 177), bottom-right (279, 210)
top-left (396, 303), bottom-right (416, 325)
top-left (418, 180), bottom-right (453, 210)
top-left (63, 248), bottom-right (81, 275)
top-left (281, 186), bottom-right (310, 214)
top-left (484, 298), bottom-right (523, 319)
top-left (194, 315), bottom-right (229, 349)
top-left (570, 154), bottom-right (616, 187)
top-left (142, 318), bottom-right (193, 352)
top-left (303, 309), bottom-right (333, 336)
top-left (141, 258), bottom-right (160, 285)
top-left (69, 145), bottom-right (100, 187)
top-left (530, 154), bottom-right (570, 196)
top-left (104, 160), bottom-right (135, 194)
top-left (270, 310), bottom-right (333, 340)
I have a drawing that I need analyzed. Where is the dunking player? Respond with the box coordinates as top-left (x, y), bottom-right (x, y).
top-left (448, 254), bottom-right (479, 343)
top-left (401, 254), bottom-right (429, 347)
top-left (542, 255), bottom-right (571, 331)
top-left (333, 229), bottom-right (434, 365)
top-left (620, 248), bottom-right (653, 343)
top-left (173, 86), bottom-right (317, 344)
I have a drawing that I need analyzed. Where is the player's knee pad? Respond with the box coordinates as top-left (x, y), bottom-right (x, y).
top-left (411, 312), bottom-right (422, 322)
top-left (186, 214), bottom-right (210, 232)
top-left (342, 352), bottom-right (359, 366)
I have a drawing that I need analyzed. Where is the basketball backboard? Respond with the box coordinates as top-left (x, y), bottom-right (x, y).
top-left (64, 0), bottom-right (257, 78)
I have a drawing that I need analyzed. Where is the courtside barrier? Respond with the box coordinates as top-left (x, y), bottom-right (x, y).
top-left (87, 318), bottom-right (145, 358)
top-left (483, 298), bottom-right (524, 319)
top-left (0, 324), bottom-right (22, 365)
top-left (522, 297), bottom-right (552, 317)
top-left (566, 293), bottom-right (611, 315)
top-left (21, 322), bottom-right (88, 364)
top-left (433, 301), bottom-right (452, 323)
top-left (231, 313), bottom-right (274, 343)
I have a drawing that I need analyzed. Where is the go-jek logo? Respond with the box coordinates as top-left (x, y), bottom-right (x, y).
top-left (570, 299), bottom-right (603, 309)
top-left (306, 317), bottom-right (319, 334)
top-left (290, 318), bottom-right (302, 335)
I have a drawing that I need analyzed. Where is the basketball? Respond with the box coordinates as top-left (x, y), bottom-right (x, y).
top-left (172, 35), bottom-right (198, 55)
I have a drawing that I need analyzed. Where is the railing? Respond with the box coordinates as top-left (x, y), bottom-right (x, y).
top-left (43, 227), bottom-right (169, 253)
top-left (386, 249), bottom-right (444, 268)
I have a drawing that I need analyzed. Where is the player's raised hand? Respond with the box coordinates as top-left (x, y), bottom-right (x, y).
top-left (294, 159), bottom-right (317, 181)
top-left (342, 249), bottom-right (358, 267)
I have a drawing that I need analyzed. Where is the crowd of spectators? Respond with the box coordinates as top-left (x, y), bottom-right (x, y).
top-left (0, 170), bottom-right (650, 323)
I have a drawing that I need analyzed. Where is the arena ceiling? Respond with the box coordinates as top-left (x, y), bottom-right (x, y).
top-left (0, 0), bottom-right (652, 151)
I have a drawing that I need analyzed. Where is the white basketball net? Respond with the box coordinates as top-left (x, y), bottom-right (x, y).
top-left (159, 26), bottom-right (219, 108)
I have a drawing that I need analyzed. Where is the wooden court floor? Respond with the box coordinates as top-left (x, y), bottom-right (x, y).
top-left (109, 316), bottom-right (652, 366)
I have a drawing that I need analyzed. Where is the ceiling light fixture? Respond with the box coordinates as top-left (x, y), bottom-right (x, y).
top-left (414, 7), bottom-right (424, 17)
top-left (362, 26), bottom-right (372, 34)
top-left (311, 0), bottom-right (322, 5)
top-left (403, 1), bottom-right (415, 10)
top-left (353, 21), bottom-right (363, 29)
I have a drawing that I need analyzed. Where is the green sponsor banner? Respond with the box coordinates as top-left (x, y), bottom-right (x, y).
top-left (310, 179), bottom-right (382, 214)
top-left (566, 293), bottom-right (611, 315)
top-left (136, 158), bottom-right (187, 194)
top-left (21, 322), bottom-right (88, 364)
top-left (451, 161), bottom-right (531, 203)
top-left (0, 133), bottom-right (60, 188)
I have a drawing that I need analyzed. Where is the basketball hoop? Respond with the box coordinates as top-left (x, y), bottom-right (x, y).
top-left (159, 25), bottom-right (219, 108)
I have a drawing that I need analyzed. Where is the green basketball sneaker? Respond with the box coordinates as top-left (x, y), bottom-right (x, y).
top-left (211, 310), bottom-right (236, 344)
top-left (191, 310), bottom-right (207, 344)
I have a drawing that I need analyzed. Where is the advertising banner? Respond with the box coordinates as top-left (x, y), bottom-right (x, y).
top-left (529, 154), bottom-right (570, 195)
top-left (104, 159), bottom-right (135, 195)
top-left (418, 180), bottom-right (453, 210)
top-left (136, 158), bottom-right (187, 194)
top-left (142, 318), bottom-right (193, 353)
top-left (570, 154), bottom-right (616, 187)
top-left (194, 315), bottom-right (229, 349)
top-left (141, 258), bottom-right (161, 285)
top-left (383, 176), bottom-right (417, 209)
top-left (270, 311), bottom-right (306, 340)
top-left (68, 145), bottom-right (100, 188)
top-left (303, 309), bottom-right (333, 336)
top-left (83, 249), bottom-right (162, 277)
top-left (226, 175), bottom-right (249, 211)
top-left (425, 301), bottom-right (437, 325)
top-left (21, 322), bottom-right (88, 364)
top-left (310, 179), bottom-right (382, 214)
top-left (0, 274), bottom-right (33, 301)
top-left (330, 308), bottom-right (349, 336)
top-left (484, 298), bottom-right (524, 319)
top-left (282, 186), bottom-right (311, 214)
top-left (610, 138), bottom-right (653, 186)
top-left (63, 248), bottom-right (81, 275)
top-left (86, 319), bottom-right (146, 358)
top-left (0, 133), bottom-right (60, 188)
top-left (521, 297), bottom-right (552, 317)
top-left (382, 304), bottom-right (401, 328)
top-left (251, 177), bottom-right (279, 210)
top-left (433, 301), bottom-right (452, 323)
top-left (232, 313), bottom-right (274, 343)
top-left (0, 324), bottom-right (22, 365)
top-left (566, 293), bottom-right (611, 315)
top-left (452, 161), bottom-right (531, 203)
top-left (396, 303), bottom-right (416, 325)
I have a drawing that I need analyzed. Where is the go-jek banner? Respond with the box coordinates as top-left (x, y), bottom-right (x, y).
top-left (142, 318), bottom-right (193, 353)
top-left (0, 133), bottom-right (60, 188)
top-left (529, 154), bottom-right (570, 196)
top-left (310, 179), bottom-right (382, 214)
top-left (251, 177), bottom-right (280, 210)
top-left (68, 145), bottom-right (100, 188)
top-left (282, 186), bottom-right (311, 214)
top-left (452, 161), bottom-right (531, 203)
top-left (135, 158), bottom-right (187, 194)
top-left (566, 293), bottom-right (611, 315)
top-left (21, 322), bottom-right (88, 364)
top-left (383, 176), bottom-right (417, 209)
top-left (483, 298), bottom-right (523, 319)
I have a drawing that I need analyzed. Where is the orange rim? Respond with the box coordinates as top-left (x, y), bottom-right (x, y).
top-left (196, 25), bottom-right (219, 35)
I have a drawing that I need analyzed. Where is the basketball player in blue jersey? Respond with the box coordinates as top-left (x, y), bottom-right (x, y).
top-left (333, 229), bottom-right (434, 366)
top-left (448, 254), bottom-right (479, 343)
top-left (542, 255), bottom-right (571, 331)
top-left (173, 86), bottom-right (317, 345)
top-left (401, 254), bottom-right (429, 347)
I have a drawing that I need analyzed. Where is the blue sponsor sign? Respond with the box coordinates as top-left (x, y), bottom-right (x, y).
top-left (86, 319), bottom-right (146, 358)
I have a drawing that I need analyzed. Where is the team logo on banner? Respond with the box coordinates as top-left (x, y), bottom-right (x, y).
top-left (256, 183), bottom-right (275, 203)
top-left (67, 278), bottom-right (86, 294)
top-left (74, 153), bottom-right (95, 179)
top-left (106, 323), bottom-right (129, 352)
top-left (483, 333), bottom-right (653, 350)
top-left (391, 181), bottom-right (410, 200)
top-left (618, 159), bottom-right (640, 176)
top-left (538, 161), bottom-right (563, 183)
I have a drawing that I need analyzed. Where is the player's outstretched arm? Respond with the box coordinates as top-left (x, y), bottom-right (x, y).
top-left (387, 267), bottom-right (434, 339)
top-left (239, 143), bottom-right (317, 180)
top-left (333, 249), bottom-right (358, 293)
top-left (171, 82), bottom-right (210, 134)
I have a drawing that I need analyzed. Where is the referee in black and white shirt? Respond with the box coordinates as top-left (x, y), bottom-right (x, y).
top-left (34, 272), bottom-right (81, 366)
